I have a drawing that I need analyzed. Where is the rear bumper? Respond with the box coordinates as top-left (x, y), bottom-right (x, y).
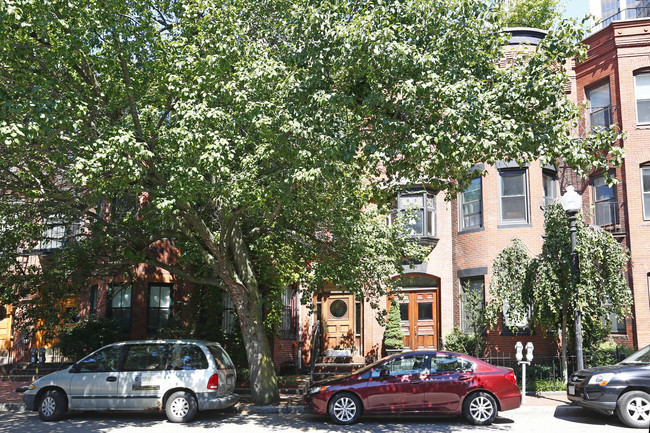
top-left (197, 392), bottom-right (239, 411)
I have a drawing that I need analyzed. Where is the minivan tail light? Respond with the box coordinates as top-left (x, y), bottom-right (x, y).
top-left (207, 374), bottom-right (219, 390)
top-left (506, 370), bottom-right (517, 385)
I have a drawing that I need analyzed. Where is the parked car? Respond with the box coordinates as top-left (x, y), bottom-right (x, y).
top-left (567, 344), bottom-right (650, 429)
top-left (23, 340), bottom-right (238, 423)
top-left (304, 350), bottom-right (521, 425)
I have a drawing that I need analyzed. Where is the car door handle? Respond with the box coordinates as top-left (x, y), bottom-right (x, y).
top-left (106, 376), bottom-right (117, 382)
top-left (458, 375), bottom-right (472, 381)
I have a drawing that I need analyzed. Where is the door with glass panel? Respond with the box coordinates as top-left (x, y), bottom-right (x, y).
top-left (398, 291), bottom-right (438, 350)
top-left (322, 294), bottom-right (356, 351)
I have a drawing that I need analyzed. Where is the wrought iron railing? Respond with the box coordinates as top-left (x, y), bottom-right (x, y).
top-left (309, 320), bottom-right (321, 385)
top-left (594, 6), bottom-right (650, 32)
top-left (572, 105), bottom-right (619, 138)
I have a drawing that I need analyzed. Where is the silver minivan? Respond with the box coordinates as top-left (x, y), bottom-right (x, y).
top-left (23, 340), bottom-right (238, 422)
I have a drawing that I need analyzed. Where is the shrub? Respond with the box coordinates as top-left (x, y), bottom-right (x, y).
top-left (57, 316), bottom-right (120, 361)
top-left (444, 327), bottom-right (481, 356)
top-left (384, 298), bottom-right (404, 350)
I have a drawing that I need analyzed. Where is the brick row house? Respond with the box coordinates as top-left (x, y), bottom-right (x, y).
top-left (2, 19), bottom-right (649, 372)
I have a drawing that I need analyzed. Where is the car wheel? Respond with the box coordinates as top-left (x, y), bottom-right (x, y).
top-left (328, 392), bottom-right (361, 425)
top-left (38, 389), bottom-right (67, 422)
top-left (616, 390), bottom-right (650, 429)
top-left (165, 391), bottom-right (198, 423)
top-left (463, 391), bottom-right (497, 425)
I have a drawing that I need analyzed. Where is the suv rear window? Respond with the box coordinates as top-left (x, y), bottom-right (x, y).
top-left (207, 344), bottom-right (235, 369)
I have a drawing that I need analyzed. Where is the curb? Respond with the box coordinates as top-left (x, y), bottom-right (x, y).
top-left (0, 402), bottom-right (305, 414)
top-left (0, 403), bottom-right (26, 412)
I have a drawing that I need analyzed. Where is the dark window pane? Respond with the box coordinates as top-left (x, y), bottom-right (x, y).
top-left (399, 303), bottom-right (409, 322)
top-left (501, 196), bottom-right (526, 221)
top-left (639, 100), bottom-right (650, 123)
top-left (76, 346), bottom-right (122, 373)
top-left (329, 299), bottom-right (348, 319)
top-left (418, 303), bottom-right (433, 321)
top-left (168, 344), bottom-right (208, 370)
top-left (123, 344), bottom-right (168, 371)
top-left (644, 194), bottom-right (650, 220)
top-left (643, 168), bottom-right (650, 192)
top-left (355, 302), bottom-right (362, 335)
top-left (207, 344), bottom-right (235, 369)
top-left (501, 171), bottom-right (525, 196)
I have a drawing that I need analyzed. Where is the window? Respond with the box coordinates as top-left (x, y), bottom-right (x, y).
top-left (40, 216), bottom-right (82, 250)
top-left (502, 300), bottom-right (530, 331)
top-left (109, 284), bottom-right (132, 336)
top-left (372, 354), bottom-right (428, 377)
top-left (542, 171), bottom-right (558, 208)
top-left (431, 354), bottom-right (475, 372)
top-left (147, 284), bottom-right (173, 334)
top-left (396, 190), bottom-right (436, 240)
top-left (636, 72), bottom-right (650, 124)
top-left (593, 175), bottom-right (618, 226)
top-left (460, 277), bottom-right (484, 333)
top-left (167, 344), bottom-right (208, 370)
top-left (279, 286), bottom-right (296, 339)
top-left (641, 167), bottom-right (650, 220)
top-left (587, 82), bottom-right (612, 129)
top-left (601, 296), bottom-right (626, 334)
top-left (460, 178), bottom-right (482, 230)
top-left (74, 345), bottom-right (122, 373)
top-left (89, 285), bottom-right (98, 315)
top-left (222, 293), bottom-right (236, 334)
top-left (499, 170), bottom-right (529, 224)
top-left (122, 344), bottom-right (168, 371)
top-left (207, 344), bottom-right (236, 370)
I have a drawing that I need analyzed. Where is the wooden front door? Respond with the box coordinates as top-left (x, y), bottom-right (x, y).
top-left (398, 291), bottom-right (438, 350)
top-left (322, 294), bottom-right (356, 351)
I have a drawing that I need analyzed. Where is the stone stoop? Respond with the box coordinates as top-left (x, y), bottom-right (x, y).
top-left (312, 355), bottom-right (365, 382)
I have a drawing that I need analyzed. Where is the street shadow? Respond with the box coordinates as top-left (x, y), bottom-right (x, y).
top-left (553, 406), bottom-right (627, 428)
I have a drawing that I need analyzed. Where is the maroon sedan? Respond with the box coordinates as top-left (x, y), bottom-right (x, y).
top-left (304, 350), bottom-right (521, 425)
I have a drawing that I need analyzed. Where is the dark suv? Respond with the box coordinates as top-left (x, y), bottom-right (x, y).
top-left (567, 345), bottom-right (650, 429)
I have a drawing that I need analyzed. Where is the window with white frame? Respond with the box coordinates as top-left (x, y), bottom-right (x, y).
top-left (460, 178), bottom-right (482, 230)
top-left (499, 169), bottom-right (529, 224)
top-left (542, 171), bottom-right (558, 208)
top-left (502, 300), bottom-right (530, 331)
top-left (643, 167), bottom-right (650, 220)
top-left (147, 283), bottom-right (173, 333)
top-left (587, 81), bottom-right (612, 129)
top-left (109, 285), bottom-right (132, 336)
top-left (635, 72), bottom-right (650, 124)
top-left (601, 296), bottom-right (626, 334)
top-left (593, 175), bottom-right (618, 227)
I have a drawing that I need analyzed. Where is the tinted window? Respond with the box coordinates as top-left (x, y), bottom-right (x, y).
top-left (431, 354), bottom-right (475, 372)
top-left (207, 344), bottom-right (235, 369)
top-left (168, 344), bottom-right (208, 370)
top-left (75, 345), bottom-right (122, 373)
top-left (372, 355), bottom-right (428, 377)
top-left (122, 344), bottom-right (168, 371)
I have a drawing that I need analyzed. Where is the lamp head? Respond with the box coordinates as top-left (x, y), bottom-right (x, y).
top-left (561, 185), bottom-right (582, 213)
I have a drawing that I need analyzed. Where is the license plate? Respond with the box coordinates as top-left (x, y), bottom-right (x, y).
top-left (568, 385), bottom-right (575, 395)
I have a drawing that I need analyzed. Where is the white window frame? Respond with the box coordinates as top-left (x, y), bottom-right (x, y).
top-left (460, 178), bottom-right (482, 230)
top-left (499, 169), bottom-right (530, 225)
top-left (635, 72), bottom-right (650, 125)
top-left (642, 167), bottom-right (650, 220)
top-left (593, 175), bottom-right (618, 227)
top-left (586, 81), bottom-right (612, 129)
top-left (542, 170), bottom-right (558, 208)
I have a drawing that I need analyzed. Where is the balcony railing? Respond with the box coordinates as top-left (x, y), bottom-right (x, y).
top-left (572, 105), bottom-right (619, 138)
top-left (589, 201), bottom-right (625, 233)
top-left (593, 6), bottom-right (650, 32)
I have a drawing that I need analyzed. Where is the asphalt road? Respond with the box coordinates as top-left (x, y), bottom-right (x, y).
top-left (0, 406), bottom-right (634, 433)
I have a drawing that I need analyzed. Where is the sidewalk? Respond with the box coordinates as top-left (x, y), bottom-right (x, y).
top-left (0, 380), bottom-right (571, 413)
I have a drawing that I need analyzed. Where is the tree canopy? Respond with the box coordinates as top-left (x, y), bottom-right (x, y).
top-left (499, 0), bottom-right (564, 29)
top-left (0, 0), bottom-right (622, 403)
top-left (488, 203), bottom-right (632, 375)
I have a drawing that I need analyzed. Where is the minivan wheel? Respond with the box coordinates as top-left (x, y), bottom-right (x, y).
top-left (38, 389), bottom-right (67, 422)
top-left (165, 391), bottom-right (198, 423)
top-left (328, 392), bottom-right (361, 425)
top-left (463, 392), bottom-right (497, 425)
top-left (616, 390), bottom-right (650, 429)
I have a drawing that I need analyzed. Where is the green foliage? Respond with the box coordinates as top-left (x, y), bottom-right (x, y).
top-left (585, 339), bottom-right (636, 368)
top-left (57, 316), bottom-right (120, 361)
top-left (0, 0), bottom-right (624, 402)
top-left (488, 203), bottom-right (633, 373)
top-left (444, 327), bottom-right (482, 356)
top-left (500, 0), bottom-right (564, 29)
top-left (384, 298), bottom-right (405, 350)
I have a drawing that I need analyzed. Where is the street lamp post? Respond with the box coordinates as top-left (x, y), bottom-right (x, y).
top-left (561, 185), bottom-right (584, 371)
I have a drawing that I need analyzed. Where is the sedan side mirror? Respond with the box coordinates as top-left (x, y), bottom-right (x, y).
top-left (379, 369), bottom-right (391, 378)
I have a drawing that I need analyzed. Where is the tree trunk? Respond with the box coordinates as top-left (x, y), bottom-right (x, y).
top-left (227, 281), bottom-right (280, 405)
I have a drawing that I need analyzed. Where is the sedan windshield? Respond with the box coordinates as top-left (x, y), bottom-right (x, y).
top-left (619, 345), bottom-right (650, 364)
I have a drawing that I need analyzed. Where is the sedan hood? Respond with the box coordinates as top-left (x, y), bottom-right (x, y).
top-left (574, 363), bottom-right (650, 377)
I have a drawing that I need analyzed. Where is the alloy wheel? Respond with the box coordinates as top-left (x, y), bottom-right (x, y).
top-left (469, 395), bottom-right (494, 422)
top-left (333, 396), bottom-right (357, 422)
top-left (624, 396), bottom-right (650, 422)
top-left (40, 396), bottom-right (56, 418)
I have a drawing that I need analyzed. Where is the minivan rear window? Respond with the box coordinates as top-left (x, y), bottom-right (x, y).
top-left (207, 344), bottom-right (235, 369)
top-left (168, 344), bottom-right (208, 370)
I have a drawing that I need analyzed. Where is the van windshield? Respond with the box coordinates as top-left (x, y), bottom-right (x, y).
top-left (207, 344), bottom-right (235, 369)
